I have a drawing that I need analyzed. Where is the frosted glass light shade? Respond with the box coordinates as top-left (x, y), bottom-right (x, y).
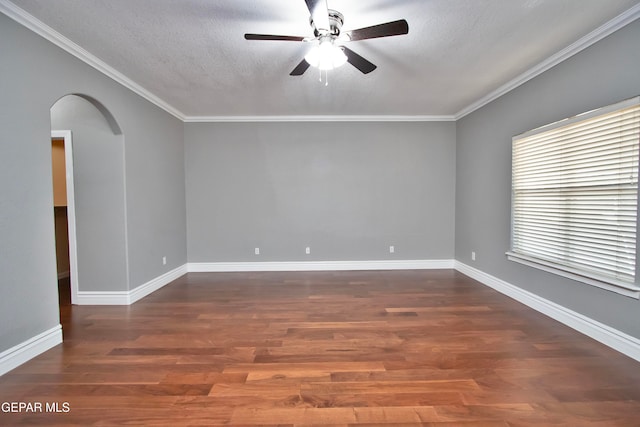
top-left (305, 40), bottom-right (347, 70)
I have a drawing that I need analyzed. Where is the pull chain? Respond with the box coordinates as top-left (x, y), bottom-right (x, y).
top-left (317, 69), bottom-right (330, 86)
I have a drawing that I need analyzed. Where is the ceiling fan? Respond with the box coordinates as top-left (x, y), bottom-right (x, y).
top-left (244, 0), bottom-right (409, 76)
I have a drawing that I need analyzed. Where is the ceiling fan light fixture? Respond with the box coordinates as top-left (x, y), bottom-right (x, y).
top-left (244, 2), bottom-right (409, 77)
top-left (304, 39), bottom-right (347, 70)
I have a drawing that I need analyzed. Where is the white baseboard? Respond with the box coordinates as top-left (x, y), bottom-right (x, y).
top-left (188, 259), bottom-right (455, 273)
top-left (75, 290), bottom-right (130, 305)
top-left (5, 260), bottom-right (640, 380)
top-left (454, 261), bottom-right (640, 362)
top-left (0, 325), bottom-right (62, 376)
top-left (76, 264), bottom-right (187, 305)
top-left (128, 264), bottom-right (188, 304)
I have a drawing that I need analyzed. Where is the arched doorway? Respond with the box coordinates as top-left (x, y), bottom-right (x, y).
top-left (50, 94), bottom-right (128, 306)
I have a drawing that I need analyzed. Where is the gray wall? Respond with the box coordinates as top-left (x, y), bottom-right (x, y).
top-left (455, 20), bottom-right (640, 338)
top-left (2, 2), bottom-right (639, 364)
top-left (185, 122), bottom-right (456, 262)
top-left (51, 95), bottom-right (128, 292)
top-left (0, 13), bottom-right (187, 352)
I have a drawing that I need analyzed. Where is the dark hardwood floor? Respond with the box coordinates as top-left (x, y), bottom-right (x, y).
top-left (1, 270), bottom-right (640, 425)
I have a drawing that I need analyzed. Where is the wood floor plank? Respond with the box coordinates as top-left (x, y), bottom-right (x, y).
top-left (0, 270), bottom-right (639, 425)
top-left (224, 361), bottom-right (387, 374)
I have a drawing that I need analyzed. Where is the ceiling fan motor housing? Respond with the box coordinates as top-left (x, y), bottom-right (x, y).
top-left (311, 9), bottom-right (344, 37)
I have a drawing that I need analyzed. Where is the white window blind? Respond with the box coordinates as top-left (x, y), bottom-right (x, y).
top-left (508, 97), bottom-right (640, 297)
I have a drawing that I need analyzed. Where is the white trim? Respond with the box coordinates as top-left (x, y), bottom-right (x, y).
top-left (51, 130), bottom-right (79, 304)
top-left (454, 4), bottom-right (640, 120)
top-left (454, 261), bottom-right (640, 362)
top-left (128, 264), bottom-right (187, 304)
top-left (76, 264), bottom-right (187, 305)
top-left (506, 252), bottom-right (640, 299)
top-left (184, 115), bottom-right (456, 123)
top-left (514, 96), bottom-right (640, 139)
top-left (0, 0), bottom-right (185, 121)
top-left (0, 0), bottom-right (449, 124)
top-left (5, 263), bottom-right (640, 377)
top-left (2, 0), bottom-right (638, 123)
top-left (75, 290), bottom-right (131, 305)
top-left (0, 325), bottom-right (62, 376)
top-left (188, 259), bottom-right (455, 273)
top-left (120, 135), bottom-right (131, 297)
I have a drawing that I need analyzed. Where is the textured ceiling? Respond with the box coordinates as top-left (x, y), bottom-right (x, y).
top-left (5, 0), bottom-right (640, 119)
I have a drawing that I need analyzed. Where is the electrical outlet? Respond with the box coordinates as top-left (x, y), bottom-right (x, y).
top-left (162, 256), bottom-right (167, 265)
top-left (389, 245), bottom-right (395, 253)
top-left (471, 251), bottom-right (476, 261)
top-left (305, 247), bottom-right (311, 255)
top-left (255, 248), bottom-right (260, 255)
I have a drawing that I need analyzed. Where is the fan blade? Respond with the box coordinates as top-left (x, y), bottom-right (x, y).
top-left (290, 59), bottom-right (311, 76)
top-left (342, 47), bottom-right (377, 74)
top-left (304, 0), bottom-right (330, 32)
top-left (245, 34), bottom-right (305, 42)
top-left (344, 19), bottom-right (409, 41)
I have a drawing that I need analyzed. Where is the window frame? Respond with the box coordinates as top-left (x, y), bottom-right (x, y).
top-left (506, 96), bottom-right (640, 299)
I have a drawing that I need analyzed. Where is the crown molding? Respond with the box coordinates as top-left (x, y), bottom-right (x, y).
top-left (0, 0), bottom-right (186, 121)
top-left (454, 3), bottom-right (640, 120)
top-left (2, 0), bottom-right (639, 124)
top-left (184, 115), bottom-right (456, 123)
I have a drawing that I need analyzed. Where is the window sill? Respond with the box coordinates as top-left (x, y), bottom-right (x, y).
top-left (506, 251), bottom-right (640, 299)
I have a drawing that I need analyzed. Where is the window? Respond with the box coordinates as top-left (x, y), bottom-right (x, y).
top-left (507, 97), bottom-right (640, 298)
